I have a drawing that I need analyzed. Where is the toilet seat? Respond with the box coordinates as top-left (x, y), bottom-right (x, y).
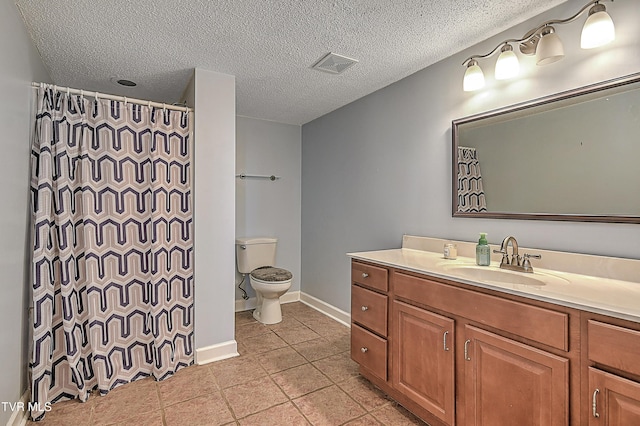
top-left (250, 266), bottom-right (293, 283)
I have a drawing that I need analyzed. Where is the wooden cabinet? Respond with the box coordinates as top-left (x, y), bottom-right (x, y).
top-left (584, 319), bottom-right (640, 424)
top-left (392, 300), bottom-right (455, 425)
top-left (392, 269), bottom-right (572, 425)
top-left (463, 325), bottom-right (569, 426)
top-left (588, 367), bottom-right (640, 425)
top-left (349, 259), bottom-right (640, 426)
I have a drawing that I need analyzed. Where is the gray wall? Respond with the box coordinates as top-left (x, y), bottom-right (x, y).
top-left (236, 116), bottom-right (301, 299)
top-left (301, 1), bottom-right (640, 313)
top-left (0, 1), bottom-right (51, 423)
top-left (190, 69), bottom-right (237, 361)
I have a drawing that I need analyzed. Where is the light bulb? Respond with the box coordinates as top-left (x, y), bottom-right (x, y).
top-left (463, 60), bottom-right (485, 92)
top-left (581, 4), bottom-right (615, 49)
top-left (495, 45), bottom-right (520, 80)
top-left (536, 26), bottom-right (564, 66)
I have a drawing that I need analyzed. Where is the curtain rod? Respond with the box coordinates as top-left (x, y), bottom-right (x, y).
top-left (31, 82), bottom-right (192, 113)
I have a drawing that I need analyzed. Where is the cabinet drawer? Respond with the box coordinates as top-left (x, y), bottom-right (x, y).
top-left (352, 261), bottom-right (388, 292)
top-left (351, 323), bottom-right (387, 381)
top-left (351, 284), bottom-right (388, 336)
top-left (393, 271), bottom-right (569, 351)
top-left (588, 320), bottom-right (640, 377)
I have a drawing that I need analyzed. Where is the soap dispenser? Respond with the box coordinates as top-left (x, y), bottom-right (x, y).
top-left (476, 233), bottom-right (491, 266)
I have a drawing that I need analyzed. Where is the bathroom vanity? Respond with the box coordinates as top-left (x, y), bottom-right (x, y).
top-left (348, 236), bottom-right (640, 426)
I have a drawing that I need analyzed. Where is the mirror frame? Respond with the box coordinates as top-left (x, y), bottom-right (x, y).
top-left (452, 72), bottom-right (640, 224)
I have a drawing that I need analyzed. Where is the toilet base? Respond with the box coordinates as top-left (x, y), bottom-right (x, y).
top-left (249, 275), bottom-right (291, 325)
top-left (253, 296), bottom-right (283, 324)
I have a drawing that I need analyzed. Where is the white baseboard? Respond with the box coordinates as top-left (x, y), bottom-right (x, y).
top-left (195, 340), bottom-right (239, 365)
top-left (234, 290), bottom-right (350, 327)
top-left (235, 290), bottom-right (301, 312)
top-left (299, 292), bottom-right (351, 327)
top-left (235, 296), bottom-right (256, 312)
top-left (5, 390), bottom-right (29, 426)
top-left (281, 290), bottom-right (301, 305)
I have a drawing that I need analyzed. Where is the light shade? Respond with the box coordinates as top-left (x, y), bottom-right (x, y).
top-left (536, 26), bottom-right (564, 66)
top-left (463, 60), bottom-right (485, 92)
top-left (495, 45), bottom-right (520, 80)
top-left (581, 4), bottom-right (615, 49)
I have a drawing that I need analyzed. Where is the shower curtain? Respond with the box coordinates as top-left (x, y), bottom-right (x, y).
top-left (29, 86), bottom-right (194, 420)
top-left (457, 146), bottom-right (487, 212)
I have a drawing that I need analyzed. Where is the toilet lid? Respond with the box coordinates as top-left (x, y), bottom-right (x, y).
top-left (251, 266), bottom-right (293, 282)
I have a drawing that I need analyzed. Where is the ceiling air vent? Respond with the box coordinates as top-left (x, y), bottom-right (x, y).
top-left (311, 52), bottom-right (358, 74)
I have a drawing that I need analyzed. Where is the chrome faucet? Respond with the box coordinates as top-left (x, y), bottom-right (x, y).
top-left (493, 236), bottom-right (541, 273)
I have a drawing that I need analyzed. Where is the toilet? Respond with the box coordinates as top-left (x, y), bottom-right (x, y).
top-left (235, 237), bottom-right (293, 324)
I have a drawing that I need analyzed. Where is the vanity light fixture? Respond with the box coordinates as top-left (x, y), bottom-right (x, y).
top-left (461, 0), bottom-right (616, 91)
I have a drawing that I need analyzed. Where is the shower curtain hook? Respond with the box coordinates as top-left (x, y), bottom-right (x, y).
top-left (123, 96), bottom-right (128, 106)
top-left (80, 89), bottom-right (84, 101)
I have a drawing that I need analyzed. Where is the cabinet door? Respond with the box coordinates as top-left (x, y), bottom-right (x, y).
top-left (392, 300), bottom-right (455, 425)
top-left (589, 367), bottom-right (640, 425)
top-left (464, 325), bottom-right (569, 426)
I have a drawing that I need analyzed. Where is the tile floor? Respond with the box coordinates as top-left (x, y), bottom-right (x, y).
top-left (27, 302), bottom-right (428, 425)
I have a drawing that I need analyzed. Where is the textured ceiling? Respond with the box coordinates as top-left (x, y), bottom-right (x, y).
top-left (16, 0), bottom-right (567, 125)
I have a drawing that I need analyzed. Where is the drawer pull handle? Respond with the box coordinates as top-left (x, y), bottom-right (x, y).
top-left (443, 331), bottom-right (450, 351)
top-left (464, 339), bottom-right (471, 361)
top-left (362, 273), bottom-right (369, 278)
top-left (361, 306), bottom-right (368, 312)
top-left (361, 347), bottom-right (368, 353)
top-left (592, 388), bottom-right (600, 418)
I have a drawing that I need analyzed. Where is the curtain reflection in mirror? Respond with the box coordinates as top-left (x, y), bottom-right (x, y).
top-left (457, 147), bottom-right (487, 212)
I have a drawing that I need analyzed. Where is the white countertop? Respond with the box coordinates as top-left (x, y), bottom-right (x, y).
top-left (348, 246), bottom-right (640, 323)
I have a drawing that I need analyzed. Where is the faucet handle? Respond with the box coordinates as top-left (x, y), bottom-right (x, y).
top-left (493, 249), bottom-right (509, 265)
top-left (522, 253), bottom-right (541, 272)
top-left (512, 254), bottom-right (522, 267)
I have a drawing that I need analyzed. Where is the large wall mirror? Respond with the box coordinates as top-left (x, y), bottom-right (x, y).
top-left (452, 72), bottom-right (640, 224)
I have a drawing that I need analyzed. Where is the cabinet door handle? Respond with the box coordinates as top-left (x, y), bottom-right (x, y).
top-left (361, 347), bottom-right (368, 353)
top-left (362, 272), bottom-right (369, 278)
top-left (464, 339), bottom-right (471, 361)
top-left (592, 388), bottom-right (600, 418)
top-left (361, 306), bottom-right (369, 312)
top-left (443, 331), bottom-right (450, 351)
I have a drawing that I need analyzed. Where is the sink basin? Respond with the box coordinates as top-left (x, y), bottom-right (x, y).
top-left (442, 265), bottom-right (549, 286)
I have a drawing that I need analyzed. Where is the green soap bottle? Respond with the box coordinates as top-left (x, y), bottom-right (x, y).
top-left (476, 233), bottom-right (491, 266)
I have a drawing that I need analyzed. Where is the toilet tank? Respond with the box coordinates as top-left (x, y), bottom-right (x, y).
top-left (235, 237), bottom-right (277, 273)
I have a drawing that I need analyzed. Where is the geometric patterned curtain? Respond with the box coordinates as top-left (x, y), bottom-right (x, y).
top-left (29, 86), bottom-right (193, 420)
top-left (457, 146), bottom-right (487, 212)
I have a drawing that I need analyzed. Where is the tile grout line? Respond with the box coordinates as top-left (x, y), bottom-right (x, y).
top-left (153, 381), bottom-right (168, 426)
